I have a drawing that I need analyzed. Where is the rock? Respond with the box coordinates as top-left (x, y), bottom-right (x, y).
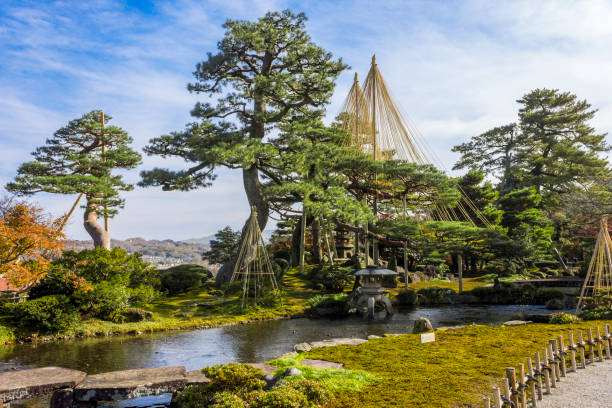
top-left (263, 374), bottom-right (278, 388)
top-left (185, 370), bottom-right (210, 386)
top-left (367, 335), bottom-right (381, 340)
top-left (293, 342), bottom-right (312, 353)
top-left (50, 388), bottom-right (74, 408)
top-left (247, 363), bottom-right (276, 376)
top-left (502, 320), bottom-right (532, 326)
top-left (309, 338), bottom-right (367, 348)
top-left (284, 367), bottom-right (302, 377)
top-left (121, 308), bottom-right (153, 322)
top-left (73, 366), bottom-right (187, 402)
top-left (0, 367), bottom-right (87, 403)
top-left (546, 298), bottom-right (565, 310)
top-left (300, 360), bottom-right (344, 369)
top-left (412, 317), bottom-right (434, 334)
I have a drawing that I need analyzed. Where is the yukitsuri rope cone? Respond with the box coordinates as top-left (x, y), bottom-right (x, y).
top-left (478, 324), bottom-right (612, 408)
top-left (576, 216), bottom-right (612, 313)
top-left (338, 55), bottom-right (491, 227)
top-left (229, 207), bottom-right (282, 309)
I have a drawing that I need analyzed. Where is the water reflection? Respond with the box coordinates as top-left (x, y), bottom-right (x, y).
top-left (0, 305), bottom-right (555, 373)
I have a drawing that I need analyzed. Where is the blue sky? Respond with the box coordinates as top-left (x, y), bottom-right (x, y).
top-left (1, 0), bottom-right (612, 241)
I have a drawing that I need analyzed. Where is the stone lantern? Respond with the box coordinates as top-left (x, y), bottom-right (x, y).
top-left (353, 265), bottom-right (396, 319)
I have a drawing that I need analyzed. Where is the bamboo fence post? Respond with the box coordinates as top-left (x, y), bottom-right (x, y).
top-left (595, 326), bottom-right (604, 362)
top-left (556, 335), bottom-right (567, 377)
top-left (549, 339), bottom-right (561, 381)
top-left (527, 357), bottom-right (538, 406)
top-left (538, 349), bottom-right (551, 394)
top-left (605, 324), bottom-right (612, 359)
top-left (587, 328), bottom-right (595, 364)
top-left (547, 343), bottom-right (559, 385)
top-left (492, 387), bottom-right (502, 408)
top-left (577, 331), bottom-right (587, 369)
top-left (502, 378), bottom-right (511, 406)
top-left (568, 332), bottom-right (578, 372)
top-left (518, 363), bottom-right (526, 408)
top-left (482, 397), bottom-right (490, 408)
top-left (544, 346), bottom-right (555, 389)
top-left (506, 367), bottom-right (519, 408)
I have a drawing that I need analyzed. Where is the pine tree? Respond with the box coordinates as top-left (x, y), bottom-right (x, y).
top-left (7, 111), bottom-right (141, 248)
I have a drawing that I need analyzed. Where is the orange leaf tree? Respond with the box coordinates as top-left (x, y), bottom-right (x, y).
top-left (0, 198), bottom-right (64, 291)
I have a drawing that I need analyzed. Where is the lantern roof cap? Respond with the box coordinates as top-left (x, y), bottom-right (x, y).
top-left (353, 264), bottom-right (397, 276)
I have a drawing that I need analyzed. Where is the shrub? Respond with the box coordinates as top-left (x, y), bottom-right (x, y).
top-left (211, 391), bottom-right (247, 408)
top-left (283, 379), bottom-right (331, 405)
top-left (128, 284), bottom-right (159, 306)
top-left (579, 306), bottom-right (612, 321)
top-left (532, 288), bottom-right (565, 305)
top-left (307, 264), bottom-right (353, 293)
top-left (171, 385), bottom-right (212, 408)
top-left (549, 312), bottom-right (580, 324)
top-left (306, 294), bottom-right (349, 316)
top-left (417, 287), bottom-right (456, 305)
top-left (74, 281), bottom-right (130, 321)
top-left (8, 295), bottom-right (79, 333)
top-left (469, 283), bottom-right (529, 305)
top-left (394, 289), bottom-right (418, 306)
top-left (203, 363), bottom-right (266, 393)
top-left (160, 264), bottom-right (213, 295)
top-left (249, 387), bottom-right (309, 408)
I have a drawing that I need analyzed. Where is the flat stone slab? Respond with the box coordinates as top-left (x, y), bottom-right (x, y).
top-left (247, 363), bottom-right (277, 376)
top-left (420, 332), bottom-right (436, 343)
top-left (0, 367), bottom-right (87, 403)
top-left (300, 359), bottom-right (344, 369)
top-left (185, 370), bottom-right (210, 385)
top-left (74, 366), bottom-right (187, 402)
top-left (310, 338), bottom-right (367, 348)
top-left (502, 320), bottom-right (533, 326)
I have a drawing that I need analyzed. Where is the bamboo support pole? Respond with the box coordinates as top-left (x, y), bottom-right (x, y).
top-left (482, 397), bottom-right (490, 408)
top-left (506, 367), bottom-right (519, 408)
top-left (58, 193), bottom-right (83, 232)
top-left (577, 331), bottom-right (587, 369)
top-left (557, 336), bottom-right (567, 377)
top-left (527, 357), bottom-right (538, 405)
top-left (543, 347), bottom-right (554, 390)
top-left (587, 328), bottom-right (595, 364)
top-left (548, 342), bottom-right (560, 382)
top-left (568, 332), bottom-right (577, 372)
top-left (596, 326), bottom-right (604, 362)
top-left (605, 324), bottom-right (611, 359)
top-left (518, 363), bottom-right (526, 408)
top-left (492, 387), bottom-right (502, 408)
top-left (502, 378), bottom-right (511, 405)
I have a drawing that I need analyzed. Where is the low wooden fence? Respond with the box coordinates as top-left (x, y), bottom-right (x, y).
top-left (480, 324), bottom-right (612, 408)
top-left (0, 292), bottom-right (28, 303)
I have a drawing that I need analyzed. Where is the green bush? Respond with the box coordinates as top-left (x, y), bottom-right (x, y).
top-left (203, 363), bottom-right (266, 393)
top-left (211, 391), bottom-right (247, 408)
top-left (129, 284), bottom-right (159, 306)
top-left (549, 312), bottom-right (580, 324)
top-left (394, 289), bottom-right (418, 306)
top-left (579, 306), bottom-right (612, 321)
top-left (282, 379), bottom-right (331, 405)
top-left (74, 282), bottom-right (130, 321)
top-left (250, 387), bottom-right (309, 408)
top-left (306, 294), bottom-right (349, 316)
top-left (307, 264), bottom-right (353, 293)
top-left (8, 295), bottom-right (79, 334)
top-left (160, 264), bottom-right (213, 295)
top-left (469, 282), bottom-right (537, 305)
top-left (417, 287), bottom-right (456, 305)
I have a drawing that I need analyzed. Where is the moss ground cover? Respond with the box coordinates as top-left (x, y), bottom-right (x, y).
top-left (303, 320), bottom-right (612, 407)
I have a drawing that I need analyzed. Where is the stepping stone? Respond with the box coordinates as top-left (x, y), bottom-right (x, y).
top-left (300, 359), bottom-right (344, 369)
top-left (309, 338), bottom-right (367, 348)
top-left (185, 370), bottom-right (210, 386)
top-left (502, 320), bottom-right (532, 326)
top-left (73, 366), bottom-right (187, 402)
top-left (0, 367), bottom-right (87, 403)
top-left (247, 363), bottom-right (277, 376)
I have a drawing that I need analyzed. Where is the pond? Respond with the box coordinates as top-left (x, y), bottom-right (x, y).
top-left (0, 305), bottom-right (558, 374)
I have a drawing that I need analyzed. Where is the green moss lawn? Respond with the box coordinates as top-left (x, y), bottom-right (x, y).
top-left (302, 321), bottom-right (612, 407)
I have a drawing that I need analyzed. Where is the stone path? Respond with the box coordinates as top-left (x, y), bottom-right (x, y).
top-left (0, 367), bottom-right (86, 404)
top-left (537, 360), bottom-right (612, 408)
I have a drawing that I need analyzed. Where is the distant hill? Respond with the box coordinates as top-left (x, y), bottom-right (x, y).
top-left (64, 237), bottom-right (212, 269)
top-left (181, 235), bottom-right (216, 245)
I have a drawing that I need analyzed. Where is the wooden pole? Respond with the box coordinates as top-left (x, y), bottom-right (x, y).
top-left (506, 367), bottom-right (519, 408)
top-left (577, 331), bottom-right (587, 369)
top-left (492, 387), bottom-right (502, 408)
top-left (587, 328), bottom-right (595, 364)
top-left (605, 324), bottom-right (612, 359)
top-left (596, 326), bottom-right (604, 362)
top-left (557, 336), bottom-right (567, 377)
top-left (518, 363), bottom-right (526, 408)
top-left (299, 205), bottom-right (306, 274)
top-left (527, 357), bottom-right (539, 405)
top-left (403, 195), bottom-right (408, 289)
top-left (482, 397), bottom-right (490, 408)
top-left (547, 342), bottom-right (559, 384)
top-left (371, 55), bottom-right (379, 266)
top-left (502, 378), bottom-right (511, 405)
top-left (458, 253), bottom-right (463, 294)
top-left (568, 332), bottom-right (578, 372)
top-left (101, 111), bottom-right (109, 233)
top-left (58, 193), bottom-right (83, 232)
top-left (542, 347), bottom-right (552, 391)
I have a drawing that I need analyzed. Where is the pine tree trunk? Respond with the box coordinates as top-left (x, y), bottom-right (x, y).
top-left (83, 199), bottom-right (110, 249)
top-left (312, 217), bottom-right (322, 264)
top-left (290, 215), bottom-right (303, 267)
top-left (215, 166), bottom-right (269, 284)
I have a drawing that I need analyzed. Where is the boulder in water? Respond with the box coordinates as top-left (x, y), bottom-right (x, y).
top-left (412, 317), bottom-right (434, 334)
top-left (546, 298), bottom-right (565, 310)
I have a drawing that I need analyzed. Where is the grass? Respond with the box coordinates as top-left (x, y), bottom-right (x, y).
top-left (267, 354), bottom-right (379, 393)
top-left (302, 320), bottom-right (612, 407)
top-left (388, 277), bottom-right (490, 295)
